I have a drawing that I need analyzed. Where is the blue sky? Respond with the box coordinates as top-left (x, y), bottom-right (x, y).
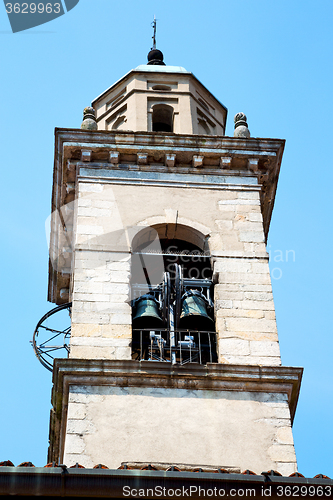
top-left (0, 0), bottom-right (332, 476)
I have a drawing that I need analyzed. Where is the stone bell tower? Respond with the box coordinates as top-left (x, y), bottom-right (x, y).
top-left (48, 48), bottom-right (302, 475)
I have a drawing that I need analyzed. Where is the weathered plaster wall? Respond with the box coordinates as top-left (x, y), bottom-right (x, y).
top-left (63, 385), bottom-right (297, 476)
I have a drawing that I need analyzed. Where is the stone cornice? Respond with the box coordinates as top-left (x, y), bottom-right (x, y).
top-left (55, 127), bottom-right (283, 152)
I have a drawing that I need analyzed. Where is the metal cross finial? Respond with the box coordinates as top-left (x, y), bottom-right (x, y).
top-left (151, 15), bottom-right (156, 50)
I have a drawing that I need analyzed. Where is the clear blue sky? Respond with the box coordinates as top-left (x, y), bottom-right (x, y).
top-left (0, 0), bottom-right (332, 477)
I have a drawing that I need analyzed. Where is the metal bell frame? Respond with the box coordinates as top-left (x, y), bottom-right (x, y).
top-left (131, 262), bottom-right (217, 365)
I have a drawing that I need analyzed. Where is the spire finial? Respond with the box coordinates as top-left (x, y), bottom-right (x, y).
top-left (147, 16), bottom-right (165, 66)
top-left (151, 15), bottom-right (156, 50)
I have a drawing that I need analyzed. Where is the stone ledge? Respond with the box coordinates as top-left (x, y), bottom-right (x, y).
top-left (53, 360), bottom-right (302, 403)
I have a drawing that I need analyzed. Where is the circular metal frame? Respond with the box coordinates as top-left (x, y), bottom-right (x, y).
top-left (32, 302), bottom-right (72, 372)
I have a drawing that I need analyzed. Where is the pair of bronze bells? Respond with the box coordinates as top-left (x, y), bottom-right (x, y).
top-left (132, 290), bottom-right (214, 331)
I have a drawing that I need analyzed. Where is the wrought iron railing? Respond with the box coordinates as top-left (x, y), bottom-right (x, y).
top-left (132, 328), bottom-right (217, 365)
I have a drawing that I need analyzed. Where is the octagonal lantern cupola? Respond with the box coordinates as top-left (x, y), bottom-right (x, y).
top-left (91, 50), bottom-right (227, 135)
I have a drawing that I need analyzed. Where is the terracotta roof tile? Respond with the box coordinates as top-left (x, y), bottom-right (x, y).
top-left (262, 469), bottom-right (283, 476)
top-left (0, 460), bottom-right (331, 479)
top-left (140, 464), bottom-right (158, 470)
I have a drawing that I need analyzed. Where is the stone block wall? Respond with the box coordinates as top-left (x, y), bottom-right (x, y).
top-left (71, 249), bottom-right (131, 359)
top-left (213, 190), bottom-right (280, 365)
top-left (70, 174), bottom-right (280, 366)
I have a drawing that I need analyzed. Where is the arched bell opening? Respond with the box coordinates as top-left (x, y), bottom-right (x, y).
top-left (131, 223), bottom-right (209, 253)
top-left (131, 223), bottom-right (212, 295)
top-left (130, 224), bottom-right (217, 364)
top-left (152, 104), bottom-right (174, 132)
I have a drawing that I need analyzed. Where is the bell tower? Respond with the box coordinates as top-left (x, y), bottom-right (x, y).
top-left (47, 48), bottom-right (302, 475)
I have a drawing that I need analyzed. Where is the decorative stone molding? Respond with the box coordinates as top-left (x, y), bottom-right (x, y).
top-left (109, 151), bottom-right (120, 164)
top-left (248, 158), bottom-right (259, 172)
top-left (165, 153), bottom-right (176, 167)
top-left (81, 150), bottom-right (92, 162)
top-left (220, 157), bottom-right (232, 169)
top-left (192, 155), bottom-right (204, 168)
top-left (137, 153), bottom-right (148, 165)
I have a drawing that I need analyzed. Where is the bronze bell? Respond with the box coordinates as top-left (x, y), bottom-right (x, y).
top-left (179, 290), bottom-right (214, 331)
top-left (132, 295), bottom-right (163, 329)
